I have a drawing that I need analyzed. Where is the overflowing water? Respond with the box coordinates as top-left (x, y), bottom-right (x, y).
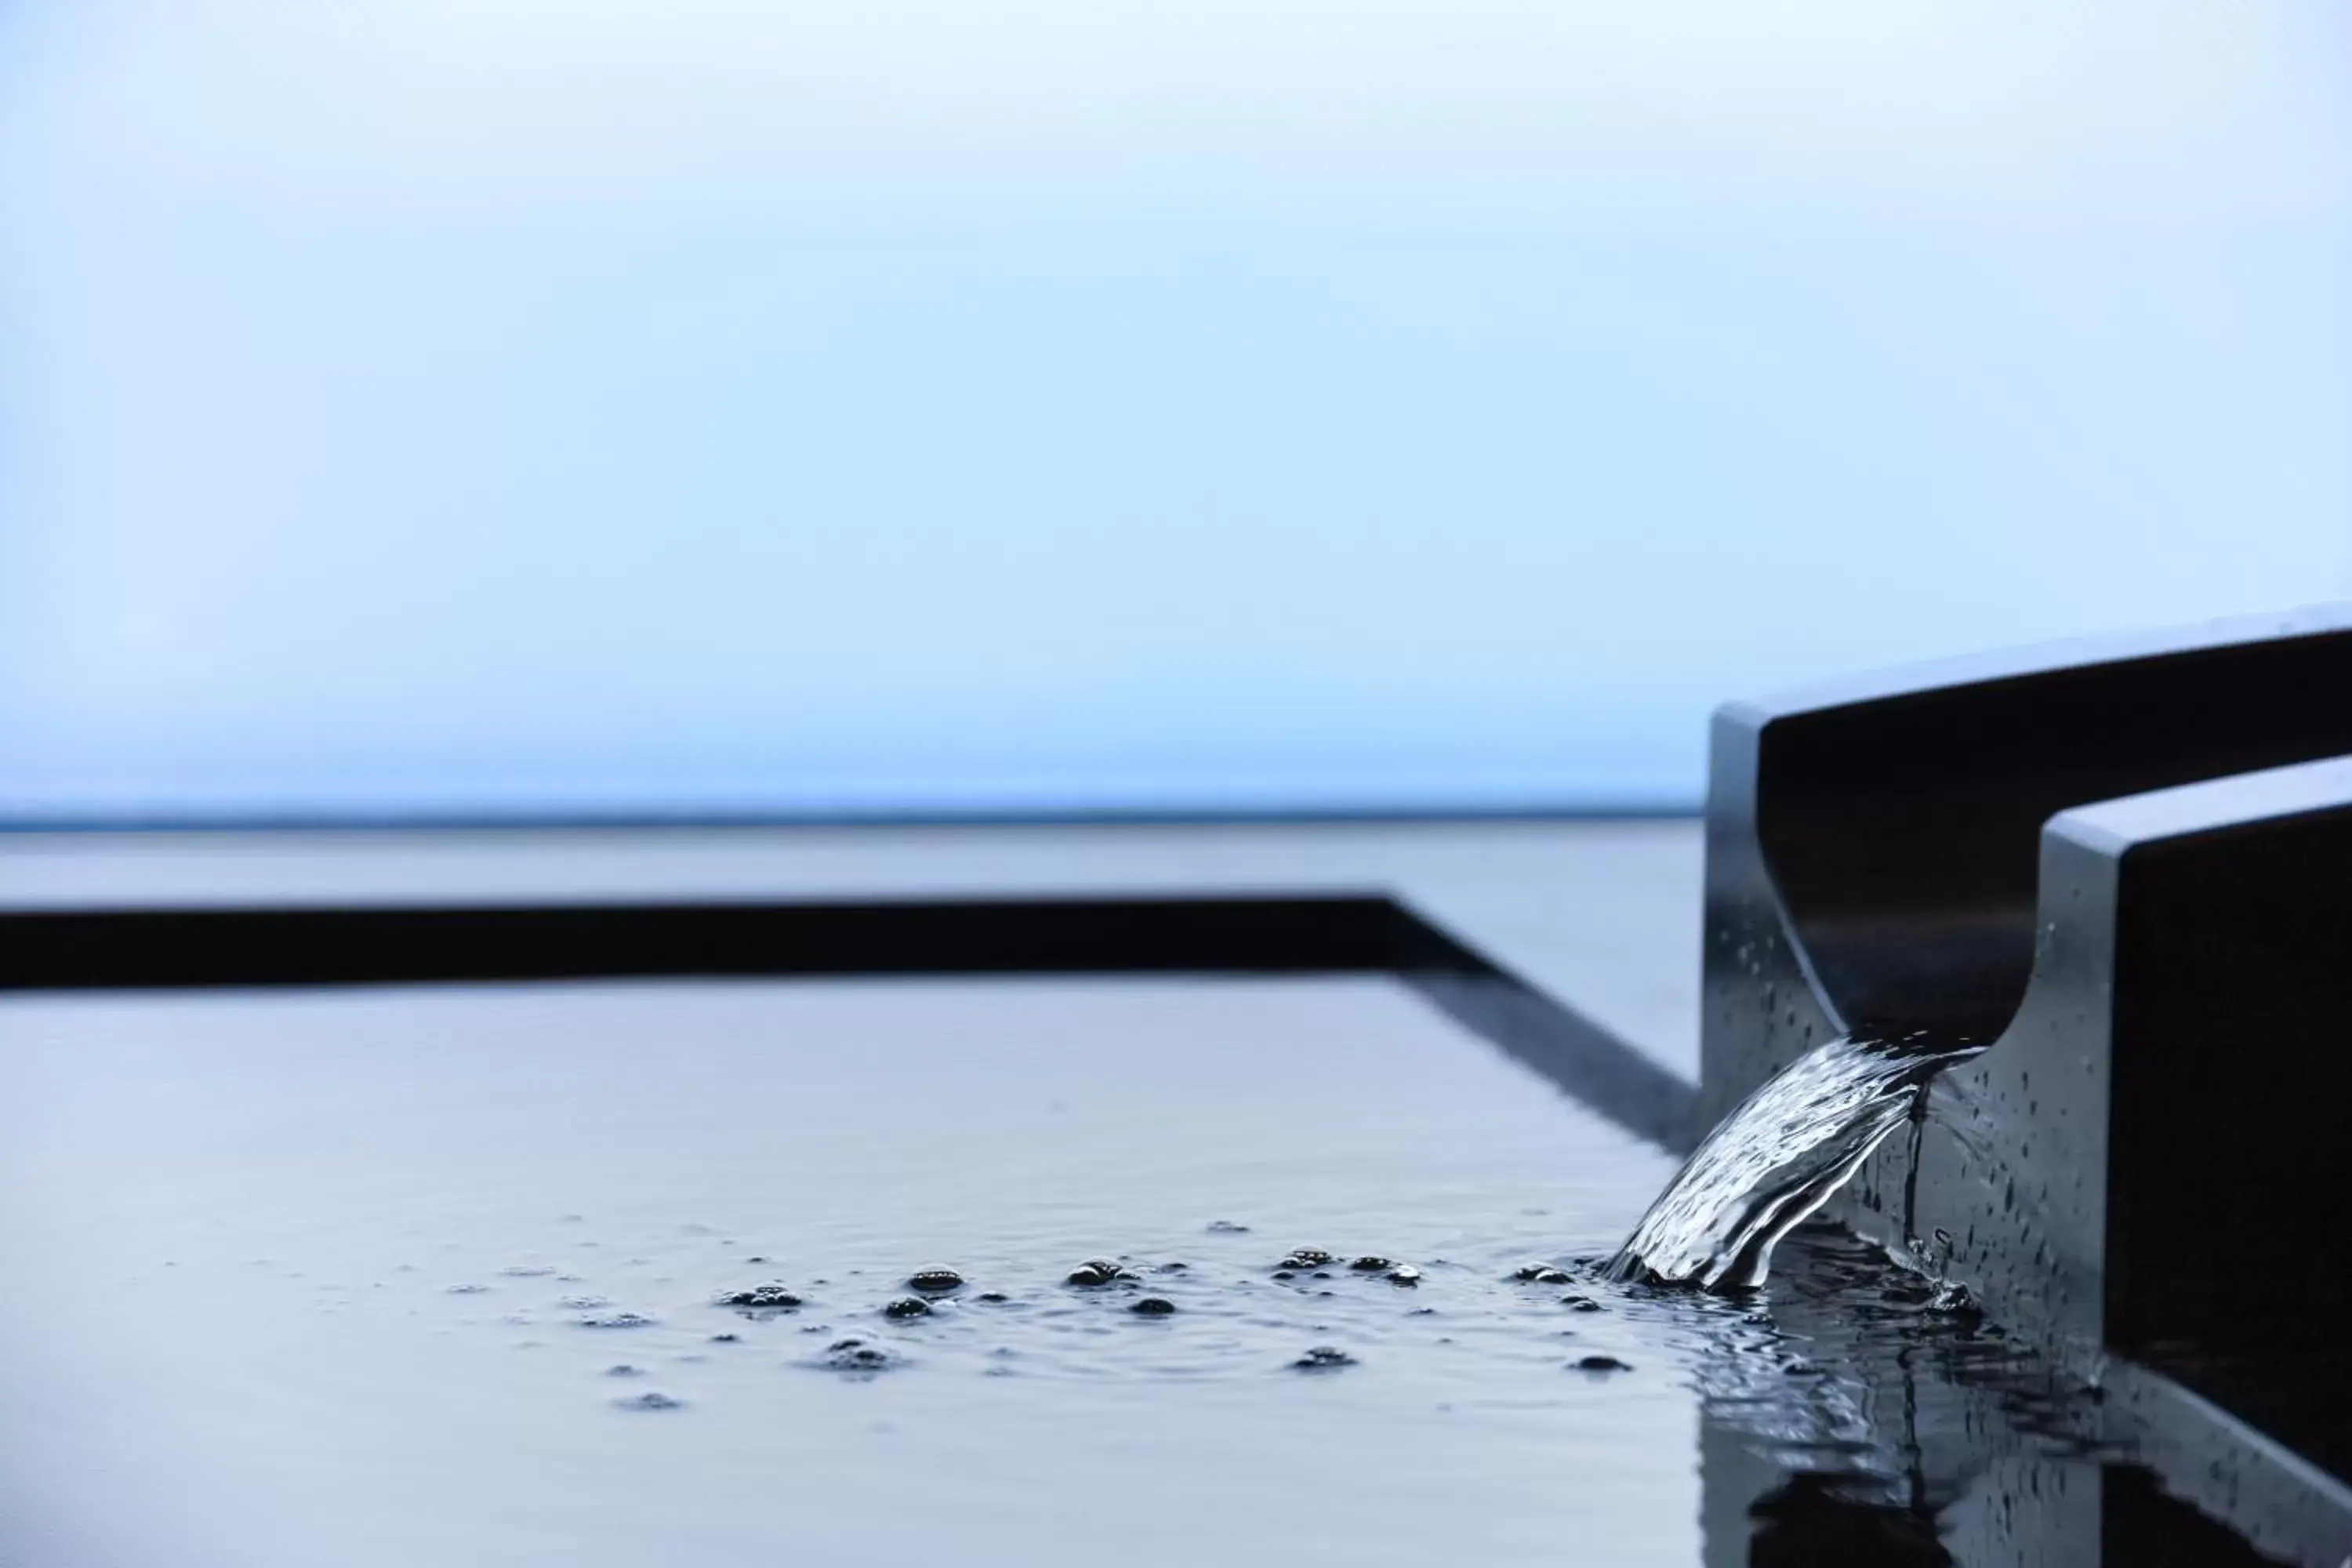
top-left (1608, 1031), bottom-right (1984, 1290)
top-left (0, 978), bottom-right (2292, 1565)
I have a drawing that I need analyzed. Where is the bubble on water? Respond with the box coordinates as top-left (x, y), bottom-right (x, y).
top-left (499, 1265), bottom-right (555, 1277)
top-left (1349, 1256), bottom-right (1393, 1272)
top-left (560, 1294), bottom-right (613, 1310)
top-left (604, 1364), bottom-right (644, 1377)
top-left (1561, 1295), bottom-right (1604, 1313)
top-left (1205, 1220), bottom-right (1250, 1234)
top-left (975, 1292), bottom-right (1010, 1304)
top-left (1154, 1261), bottom-right (1188, 1273)
top-left (446, 1283), bottom-right (491, 1294)
top-left (1065, 1260), bottom-right (1133, 1287)
top-left (1272, 1270), bottom-right (1297, 1282)
top-left (883, 1298), bottom-right (932, 1320)
top-left (614, 1391), bottom-right (683, 1411)
top-left (576, 1310), bottom-right (657, 1329)
top-left (1387, 1265), bottom-right (1422, 1287)
top-left (716, 1283), bottom-right (803, 1311)
top-left (822, 1338), bottom-right (891, 1374)
top-left (1278, 1248), bottom-right (1333, 1269)
top-left (1512, 1265), bottom-right (1571, 1285)
top-left (710, 1333), bottom-right (740, 1344)
top-left (907, 1269), bottom-right (964, 1295)
top-left (746, 1256), bottom-right (770, 1264)
top-left (1571, 1356), bottom-right (1632, 1374)
top-left (1293, 1346), bottom-right (1355, 1371)
top-left (1129, 1298), bottom-right (1177, 1316)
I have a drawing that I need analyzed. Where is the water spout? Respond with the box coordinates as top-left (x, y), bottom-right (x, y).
top-left (1609, 1032), bottom-right (1984, 1290)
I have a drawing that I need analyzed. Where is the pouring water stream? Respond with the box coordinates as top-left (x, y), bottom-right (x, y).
top-left (1608, 1031), bottom-right (1984, 1290)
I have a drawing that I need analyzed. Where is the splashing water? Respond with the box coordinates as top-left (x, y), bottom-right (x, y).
top-left (1608, 1032), bottom-right (1983, 1291)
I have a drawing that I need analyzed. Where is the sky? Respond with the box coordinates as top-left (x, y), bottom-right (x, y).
top-left (2, 0), bottom-right (2348, 818)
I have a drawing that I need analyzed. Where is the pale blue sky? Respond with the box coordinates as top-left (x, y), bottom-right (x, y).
top-left (3, 1), bottom-right (2348, 818)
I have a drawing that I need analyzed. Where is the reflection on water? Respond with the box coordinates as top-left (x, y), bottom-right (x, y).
top-left (0, 980), bottom-right (2307, 1566)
